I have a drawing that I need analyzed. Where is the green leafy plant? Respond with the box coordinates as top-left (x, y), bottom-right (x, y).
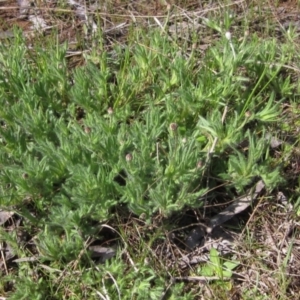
top-left (0, 2), bottom-right (299, 299)
top-left (198, 248), bottom-right (240, 282)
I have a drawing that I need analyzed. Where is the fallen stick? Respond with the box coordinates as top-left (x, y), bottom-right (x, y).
top-left (206, 180), bottom-right (265, 234)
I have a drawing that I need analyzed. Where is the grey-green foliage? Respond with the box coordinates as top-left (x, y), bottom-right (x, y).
top-left (0, 27), bottom-right (291, 243)
top-left (0, 7), bottom-right (297, 298)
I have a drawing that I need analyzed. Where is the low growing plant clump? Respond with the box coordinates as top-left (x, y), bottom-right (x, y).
top-left (0, 2), bottom-right (299, 299)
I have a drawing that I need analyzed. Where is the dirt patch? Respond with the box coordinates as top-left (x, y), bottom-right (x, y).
top-left (0, 1), bottom-right (298, 44)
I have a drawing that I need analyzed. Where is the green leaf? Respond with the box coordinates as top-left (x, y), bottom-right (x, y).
top-left (209, 248), bottom-right (223, 278)
top-left (222, 270), bottom-right (233, 278)
top-left (200, 265), bottom-right (215, 277)
top-left (255, 93), bottom-right (281, 122)
top-left (223, 260), bottom-right (240, 270)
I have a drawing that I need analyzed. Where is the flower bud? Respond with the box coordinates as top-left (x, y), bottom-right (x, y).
top-left (22, 173), bottom-right (29, 179)
top-left (107, 107), bottom-right (113, 115)
top-left (225, 31), bottom-right (231, 40)
top-left (84, 127), bottom-right (91, 134)
top-left (196, 161), bottom-right (203, 169)
top-left (245, 111), bottom-right (252, 118)
top-left (126, 153), bottom-right (133, 162)
top-left (169, 123), bottom-right (178, 131)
